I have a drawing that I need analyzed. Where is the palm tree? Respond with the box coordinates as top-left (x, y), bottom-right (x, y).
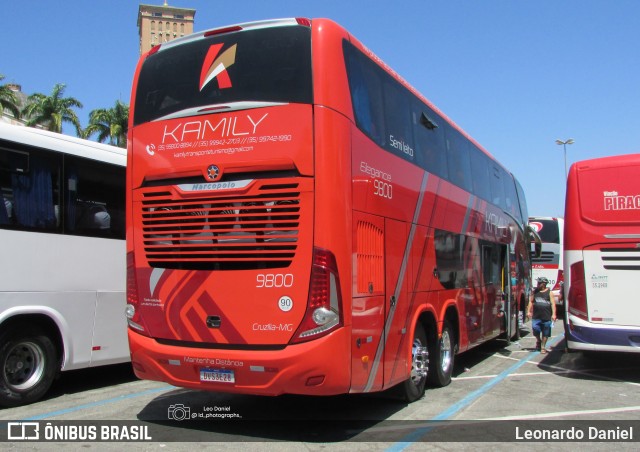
top-left (0, 74), bottom-right (21, 119)
top-left (85, 100), bottom-right (129, 148)
top-left (22, 83), bottom-right (83, 135)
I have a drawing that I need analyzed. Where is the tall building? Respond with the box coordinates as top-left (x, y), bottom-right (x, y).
top-left (138, 1), bottom-right (196, 55)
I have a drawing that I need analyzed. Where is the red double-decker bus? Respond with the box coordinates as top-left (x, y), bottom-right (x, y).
top-left (125, 18), bottom-right (536, 402)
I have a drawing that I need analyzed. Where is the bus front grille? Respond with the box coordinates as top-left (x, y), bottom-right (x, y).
top-left (532, 251), bottom-right (556, 263)
top-left (139, 184), bottom-right (300, 270)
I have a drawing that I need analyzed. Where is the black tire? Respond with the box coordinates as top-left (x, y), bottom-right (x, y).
top-left (511, 299), bottom-right (522, 341)
top-left (500, 307), bottom-right (519, 342)
top-left (0, 325), bottom-right (59, 407)
top-left (564, 313), bottom-right (573, 353)
top-left (511, 311), bottom-right (521, 341)
top-left (428, 319), bottom-right (455, 387)
top-left (395, 322), bottom-right (429, 402)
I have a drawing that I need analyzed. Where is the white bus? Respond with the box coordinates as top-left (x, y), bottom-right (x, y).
top-left (529, 217), bottom-right (564, 306)
top-left (564, 154), bottom-right (640, 353)
top-left (0, 122), bottom-right (129, 407)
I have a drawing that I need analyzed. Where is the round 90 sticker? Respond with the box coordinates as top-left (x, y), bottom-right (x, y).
top-left (279, 296), bottom-right (293, 312)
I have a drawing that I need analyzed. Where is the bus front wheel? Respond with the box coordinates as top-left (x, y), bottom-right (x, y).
top-left (0, 325), bottom-right (58, 407)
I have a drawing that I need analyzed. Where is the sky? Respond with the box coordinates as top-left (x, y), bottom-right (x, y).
top-left (2, 0), bottom-right (639, 217)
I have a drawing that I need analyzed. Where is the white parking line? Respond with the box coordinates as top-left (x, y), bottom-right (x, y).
top-left (455, 354), bottom-right (640, 387)
top-left (482, 405), bottom-right (640, 420)
top-left (454, 372), bottom-right (545, 381)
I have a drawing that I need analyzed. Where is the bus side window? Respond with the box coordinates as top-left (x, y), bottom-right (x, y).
top-left (434, 230), bottom-right (472, 289)
top-left (344, 41), bottom-right (385, 146)
top-left (66, 156), bottom-right (125, 239)
top-left (490, 165), bottom-right (506, 211)
top-left (76, 202), bottom-right (111, 232)
top-left (503, 172), bottom-right (521, 222)
top-left (469, 146), bottom-right (491, 202)
top-left (444, 127), bottom-right (473, 193)
top-left (382, 76), bottom-right (414, 162)
top-left (412, 102), bottom-right (448, 179)
top-left (0, 194), bottom-right (10, 224)
top-left (1, 150), bottom-right (59, 231)
top-left (515, 179), bottom-right (529, 224)
top-left (481, 241), bottom-right (502, 287)
top-left (0, 154), bottom-right (12, 225)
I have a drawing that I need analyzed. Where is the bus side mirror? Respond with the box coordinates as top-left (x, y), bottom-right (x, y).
top-left (526, 225), bottom-right (542, 259)
top-left (530, 241), bottom-right (542, 259)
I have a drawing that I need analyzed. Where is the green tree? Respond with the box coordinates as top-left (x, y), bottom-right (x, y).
top-left (22, 83), bottom-right (83, 135)
top-left (0, 74), bottom-right (21, 119)
top-left (85, 100), bottom-right (129, 148)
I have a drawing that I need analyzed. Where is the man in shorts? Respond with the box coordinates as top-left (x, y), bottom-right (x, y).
top-left (527, 277), bottom-right (557, 354)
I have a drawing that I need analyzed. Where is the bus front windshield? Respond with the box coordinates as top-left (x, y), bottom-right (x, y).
top-left (133, 25), bottom-right (313, 126)
top-left (535, 219), bottom-right (560, 244)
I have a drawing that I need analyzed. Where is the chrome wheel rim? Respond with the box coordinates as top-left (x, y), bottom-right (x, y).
top-left (440, 329), bottom-right (453, 373)
top-left (410, 336), bottom-right (429, 386)
top-left (4, 341), bottom-right (46, 392)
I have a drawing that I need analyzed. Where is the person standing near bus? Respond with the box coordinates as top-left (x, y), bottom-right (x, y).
top-left (528, 277), bottom-right (557, 354)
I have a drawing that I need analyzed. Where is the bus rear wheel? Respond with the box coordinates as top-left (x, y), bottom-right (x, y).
top-left (395, 322), bottom-right (428, 402)
top-left (428, 320), bottom-right (455, 387)
top-left (0, 325), bottom-right (58, 407)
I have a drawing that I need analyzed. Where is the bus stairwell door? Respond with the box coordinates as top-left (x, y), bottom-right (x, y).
top-left (383, 218), bottom-right (412, 387)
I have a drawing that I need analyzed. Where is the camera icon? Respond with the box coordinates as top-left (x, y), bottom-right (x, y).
top-left (168, 403), bottom-right (191, 421)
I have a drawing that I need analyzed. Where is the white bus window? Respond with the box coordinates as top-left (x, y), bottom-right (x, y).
top-left (0, 147), bottom-right (60, 232)
top-left (66, 155), bottom-right (125, 239)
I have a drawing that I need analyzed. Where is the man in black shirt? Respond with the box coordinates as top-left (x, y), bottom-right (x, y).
top-left (527, 277), bottom-right (557, 354)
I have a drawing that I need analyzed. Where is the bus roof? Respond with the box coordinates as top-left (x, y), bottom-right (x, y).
top-left (139, 17), bottom-right (515, 182)
top-left (149, 18), bottom-right (306, 54)
top-left (0, 122), bottom-right (126, 167)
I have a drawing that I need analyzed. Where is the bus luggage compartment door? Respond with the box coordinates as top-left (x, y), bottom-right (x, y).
top-left (583, 244), bottom-right (640, 327)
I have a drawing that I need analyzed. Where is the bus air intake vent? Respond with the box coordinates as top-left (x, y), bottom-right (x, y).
top-left (600, 247), bottom-right (640, 271)
top-left (140, 185), bottom-right (300, 270)
top-left (356, 221), bottom-right (384, 294)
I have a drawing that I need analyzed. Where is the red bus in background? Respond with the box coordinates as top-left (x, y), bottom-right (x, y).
top-left (564, 154), bottom-right (640, 353)
top-left (125, 18), bottom-right (537, 402)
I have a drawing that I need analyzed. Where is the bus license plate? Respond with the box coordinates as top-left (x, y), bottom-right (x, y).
top-left (200, 368), bottom-right (235, 383)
